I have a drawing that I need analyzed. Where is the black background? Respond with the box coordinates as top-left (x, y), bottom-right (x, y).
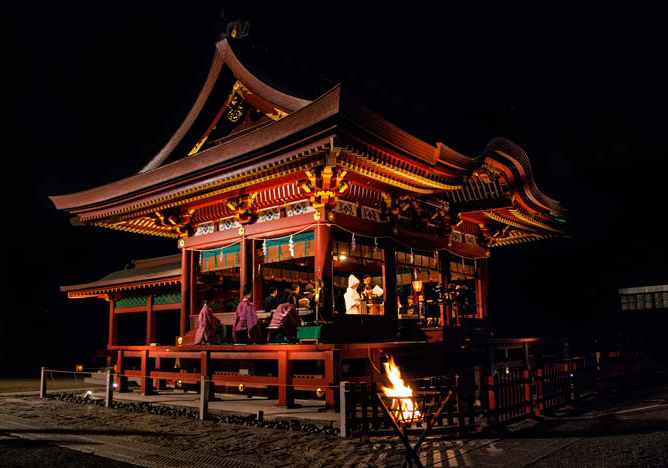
top-left (4, 3), bottom-right (667, 374)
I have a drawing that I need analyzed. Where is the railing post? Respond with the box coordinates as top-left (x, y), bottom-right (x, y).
top-left (486, 374), bottom-right (497, 425)
top-left (535, 368), bottom-right (544, 415)
top-left (140, 349), bottom-right (154, 396)
top-left (199, 376), bottom-right (209, 420)
top-left (523, 369), bottom-right (531, 415)
top-left (40, 367), bottom-right (47, 398)
top-left (105, 370), bottom-right (114, 408)
top-left (116, 350), bottom-right (128, 393)
top-left (339, 381), bottom-right (350, 437)
top-left (278, 351), bottom-right (294, 408)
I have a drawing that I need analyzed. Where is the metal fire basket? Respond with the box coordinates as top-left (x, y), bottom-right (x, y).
top-left (376, 389), bottom-right (453, 468)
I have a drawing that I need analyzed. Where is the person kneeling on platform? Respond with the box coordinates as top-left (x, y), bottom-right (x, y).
top-left (267, 294), bottom-right (301, 343)
top-left (233, 286), bottom-right (261, 344)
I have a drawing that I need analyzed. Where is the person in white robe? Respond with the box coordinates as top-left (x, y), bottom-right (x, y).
top-left (344, 274), bottom-right (362, 314)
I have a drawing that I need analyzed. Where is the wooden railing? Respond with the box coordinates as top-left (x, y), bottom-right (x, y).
top-left (339, 350), bottom-right (648, 436)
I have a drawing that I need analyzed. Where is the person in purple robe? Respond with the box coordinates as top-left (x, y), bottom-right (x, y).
top-left (268, 296), bottom-right (301, 343)
top-left (233, 285), bottom-right (261, 344)
top-left (194, 291), bottom-right (219, 345)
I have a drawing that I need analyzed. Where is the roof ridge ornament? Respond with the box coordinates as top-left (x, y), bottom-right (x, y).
top-left (218, 10), bottom-right (250, 41)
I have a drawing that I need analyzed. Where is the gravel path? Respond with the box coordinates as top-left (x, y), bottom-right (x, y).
top-left (1, 383), bottom-right (667, 467)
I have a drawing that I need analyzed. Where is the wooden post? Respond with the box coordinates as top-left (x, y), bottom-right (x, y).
top-left (278, 351), bottom-right (294, 407)
top-left (40, 367), bottom-right (47, 398)
top-left (200, 350), bottom-right (214, 399)
top-left (251, 239), bottom-right (263, 310)
top-left (486, 374), bottom-right (497, 425)
top-left (523, 342), bottom-right (531, 371)
top-left (146, 295), bottom-right (155, 345)
top-left (479, 258), bottom-right (490, 318)
top-left (153, 357), bottom-right (166, 391)
top-left (105, 370), bottom-right (114, 408)
top-left (438, 250), bottom-right (450, 327)
top-left (239, 237), bottom-right (253, 301)
top-left (523, 369), bottom-right (531, 414)
top-left (339, 381), bottom-right (350, 437)
top-left (115, 350), bottom-right (129, 393)
top-left (383, 238), bottom-right (398, 336)
top-left (189, 251), bottom-right (198, 324)
top-left (199, 376), bottom-right (209, 420)
top-left (140, 349), bottom-right (153, 395)
top-left (108, 299), bottom-right (118, 346)
top-left (314, 222), bottom-right (332, 319)
top-left (179, 247), bottom-right (191, 337)
top-left (324, 350), bottom-right (339, 409)
top-left (535, 368), bottom-right (544, 415)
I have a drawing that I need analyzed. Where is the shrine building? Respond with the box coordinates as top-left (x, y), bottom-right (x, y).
top-left (50, 38), bottom-right (568, 407)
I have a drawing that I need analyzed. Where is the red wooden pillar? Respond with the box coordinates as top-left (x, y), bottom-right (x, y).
top-left (146, 295), bottom-right (155, 345)
top-left (189, 251), bottom-right (198, 323)
top-left (140, 349), bottom-right (153, 395)
top-left (251, 239), bottom-right (263, 310)
top-left (314, 222), bottom-right (332, 319)
top-left (438, 251), bottom-right (451, 327)
top-left (383, 238), bottom-right (398, 334)
top-left (239, 237), bottom-right (253, 301)
top-left (115, 350), bottom-right (129, 393)
top-left (479, 258), bottom-right (490, 318)
top-left (324, 349), bottom-right (339, 409)
top-left (108, 299), bottom-right (118, 346)
top-left (475, 261), bottom-right (484, 319)
top-left (179, 247), bottom-right (191, 337)
top-left (278, 351), bottom-right (294, 407)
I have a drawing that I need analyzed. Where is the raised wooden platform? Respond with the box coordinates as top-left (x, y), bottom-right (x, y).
top-left (107, 340), bottom-right (446, 409)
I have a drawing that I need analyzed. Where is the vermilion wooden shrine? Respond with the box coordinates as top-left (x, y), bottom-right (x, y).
top-left (50, 38), bottom-right (567, 407)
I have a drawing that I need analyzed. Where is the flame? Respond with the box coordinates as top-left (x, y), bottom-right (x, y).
top-left (381, 356), bottom-right (421, 422)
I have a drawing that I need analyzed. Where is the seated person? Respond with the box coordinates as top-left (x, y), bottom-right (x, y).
top-left (406, 296), bottom-right (419, 315)
top-left (263, 286), bottom-right (279, 311)
top-left (303, 282), bottom-right (315, 310)
top-left (233, 285), bottom-right (262, 344)
top-left (288, 283), bottom-right (301, 307)
top-left (268, 296), bottom-right (301, 343)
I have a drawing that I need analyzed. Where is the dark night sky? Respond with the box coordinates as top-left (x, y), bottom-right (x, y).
top-left (4, 3), bottom-right (667, 373)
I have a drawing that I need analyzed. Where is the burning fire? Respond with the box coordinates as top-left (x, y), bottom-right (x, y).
top-left (381, 356), bottom-right (421, 422)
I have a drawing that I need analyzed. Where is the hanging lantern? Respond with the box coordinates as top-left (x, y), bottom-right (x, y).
top-left (262, 239), bottom-right (267, 256)
top-left (288, 235), bottom-right (295, 257)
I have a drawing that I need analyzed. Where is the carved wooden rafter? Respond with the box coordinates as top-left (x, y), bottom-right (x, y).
top-left (300, 150), bottom-right (348, 210)
top-left (226, 192), bottom-right (259, 224)
top-left (429, 201), bottom-right (453, 236)
top-left (152, 207), bottom-right (195, 238)
top-left (380, 193), bottom-right (400, 223)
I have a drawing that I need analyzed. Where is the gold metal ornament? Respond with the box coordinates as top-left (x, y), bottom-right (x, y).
top-left (316, 387), bottom-right (325, 398)
top-left (238, 383), bottom-right (245, 392)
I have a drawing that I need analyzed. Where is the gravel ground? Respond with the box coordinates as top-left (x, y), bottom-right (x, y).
top-left (1, 381), bottom-right (667, 467)
top-left (0, 436), bottom-right (139, 468)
